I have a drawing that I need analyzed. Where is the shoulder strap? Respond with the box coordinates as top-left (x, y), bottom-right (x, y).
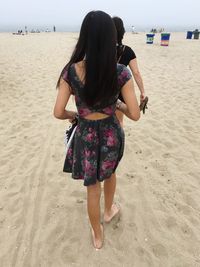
top-left (117, 45), bottom-right (126, 63)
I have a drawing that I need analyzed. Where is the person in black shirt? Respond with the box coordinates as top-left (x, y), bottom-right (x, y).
top-left (113, 17), bottom-right (146, 126)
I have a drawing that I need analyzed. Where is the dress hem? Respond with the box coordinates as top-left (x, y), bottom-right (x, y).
top-left (63, 162), bottom-right (120, 186)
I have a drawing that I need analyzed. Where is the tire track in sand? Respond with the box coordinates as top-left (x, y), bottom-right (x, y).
top-left (11, 127), bottom-right (54, 267)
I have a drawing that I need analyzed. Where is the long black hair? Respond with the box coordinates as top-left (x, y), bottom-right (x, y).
top-left (112, 16), bottom-right (125, 61)
top-left (57, 11), bottom-right (118, 107)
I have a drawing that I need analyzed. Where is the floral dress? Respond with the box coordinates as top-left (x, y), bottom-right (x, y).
top-left (61, 63), bottom-right (131, 186)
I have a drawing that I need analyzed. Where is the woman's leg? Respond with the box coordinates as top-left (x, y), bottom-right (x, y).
top-left (87, 182), bottom-right (103, 248)
top-left (103, 173), bottom-right (120, 222)
top-left (115, 110), bottom-right (124, 128)
top-left (103, 112), bottom-right (123, 221)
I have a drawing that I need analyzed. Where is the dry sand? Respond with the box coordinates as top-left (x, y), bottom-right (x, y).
top-left (0, 32), bottom-right (200, 267)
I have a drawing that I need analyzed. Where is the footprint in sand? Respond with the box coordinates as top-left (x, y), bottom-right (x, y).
top-left (51, 153), bottom-right (61, 162)
top-left (136, 246), bottom-right (153, 264)
top-left (182, 193), bottom-right (198, 210)
top-left (188, 216), bottom-right (199, 227)
top-left (0, 159), bottom-right (8, 166)
top-left (61, 242), bottom-right (80, 263)
top-left (70, 190), bottom-right (86, 200)
top-left (162, 153), bottom-right (171, 159)
top-left (21, 121), bottom-right (31, 129)
top-left (128, 222), bottom-right (138, 233)
top-left (182, 205), bottom-right (192, 216)
top-left (151, 160), bottom-right (168, 172)
top-left (165, 216), bottom-right (177, 229)
top-left (126, 173), bottom-right (136, 181)
top-left (181, 223), bottom-right (194, 237)
top-left (151, 243), bottom-right (168, 258)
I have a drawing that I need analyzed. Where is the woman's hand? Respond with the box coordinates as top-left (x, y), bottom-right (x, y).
top-left (140, 92), bottom-right (145, 102)
top-left (68, 113), bottom-right (78, 124)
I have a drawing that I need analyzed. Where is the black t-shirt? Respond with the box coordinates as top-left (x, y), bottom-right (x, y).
top-left (117, 45), bottom-right (136, 102)
top-left (118, 45), bottom-right (136, 66)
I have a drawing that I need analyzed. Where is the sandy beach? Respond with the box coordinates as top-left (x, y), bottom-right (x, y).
top-left (0, 32), bottom-right (200, 267)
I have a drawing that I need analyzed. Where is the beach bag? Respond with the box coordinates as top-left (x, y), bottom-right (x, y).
top-left (64, 116), bottom-right (78, 154)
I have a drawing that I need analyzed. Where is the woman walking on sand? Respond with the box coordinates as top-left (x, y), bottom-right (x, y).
top-left (54, 11), bottom-right (140, 249)
top-left (113, 16), bottom-right (147, 126)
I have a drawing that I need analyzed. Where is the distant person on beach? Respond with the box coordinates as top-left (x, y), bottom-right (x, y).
top-left (113, 16), bottom-right (146, 126)
top-left (54, 11), bottom-right (140, 249)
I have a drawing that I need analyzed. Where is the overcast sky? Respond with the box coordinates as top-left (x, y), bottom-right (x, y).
top-left (0, 0), bottom-right (199, 31)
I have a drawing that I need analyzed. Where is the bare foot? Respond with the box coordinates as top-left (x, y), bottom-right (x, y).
top-left (104, 203), bottom-right (120, 223)
top-left (91, 224), bottom-right (104, 250)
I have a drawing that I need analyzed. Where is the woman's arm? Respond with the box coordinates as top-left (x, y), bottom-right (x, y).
top-left (53, 78), bottom-right (77, 120)
top-left (129, 58), bottom-right (145, 101)
top-left (117, 78), bottom-right (140, 121)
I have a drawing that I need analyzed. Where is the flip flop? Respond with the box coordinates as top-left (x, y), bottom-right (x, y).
top-left (139, 96), bottom-right (149, 114)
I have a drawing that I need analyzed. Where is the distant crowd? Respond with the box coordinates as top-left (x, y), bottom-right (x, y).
top-left (150, 28), bottom-right (165, 33)
top-left (12, 26), bottom-right (56, 35)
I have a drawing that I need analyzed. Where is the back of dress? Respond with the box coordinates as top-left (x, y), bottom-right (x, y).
top-left (62, 63), bottom-right (131, 117)
top-left (61, 63), bottom-right (132, 186)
